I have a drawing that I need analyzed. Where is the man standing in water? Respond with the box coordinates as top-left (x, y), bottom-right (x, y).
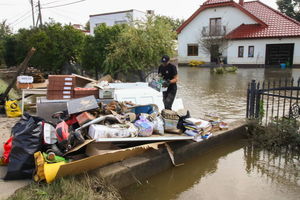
top-left (158, 55), bottom-right (178, 110)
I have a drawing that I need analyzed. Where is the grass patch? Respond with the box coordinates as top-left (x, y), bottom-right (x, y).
top-left (0, 79), bottom-right (20, 100)
top-left (8, 174), bottom-right (121, 200)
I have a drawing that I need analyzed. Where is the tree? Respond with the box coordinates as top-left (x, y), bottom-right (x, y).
top-left (0, 20), bottom-right (11, 65)
top-left (103, 15), bottom-right (176, 81)
top-left (84, 21), bottom-right (90, 31)
top-left (277, 0), bottom-right (300, 21)
top-left (198, 26), bottom-right (229, 65)
top-left (4, 22), bottom-right (84, 73)
top-left (81, 23), bottom-right (124, 79)
top-left (155, 15), bottom-right (184, 32)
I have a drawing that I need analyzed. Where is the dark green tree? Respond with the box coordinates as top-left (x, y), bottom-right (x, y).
top-left (84, 21), bottom-right (90, 31)
top-left (104, 15), bottom-right (176, 81)
top-left (0, 20), bottom-right (12, 66)
top-left (4, 22), bottom-right (84, 73)
top-left (81, 23), bottom-right (124, 79)
top-left (277, 0), bottom-right (300, 21)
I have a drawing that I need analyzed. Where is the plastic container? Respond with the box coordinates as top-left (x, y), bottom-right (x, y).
top-left (280, 63), bottom-right (286, 69)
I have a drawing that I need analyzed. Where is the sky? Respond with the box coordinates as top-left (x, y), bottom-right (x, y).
top-left (0, 0), bottom-right (278, 32)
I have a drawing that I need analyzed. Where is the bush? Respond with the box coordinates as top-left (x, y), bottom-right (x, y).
top-left (211, 66), bottom-right (238, 74)
top-left (224, 66), bottom-right (237, 73)
top-left (247, 118), bottom-right (300, 152)
top-left (211, 66), bottom-right (225, 74)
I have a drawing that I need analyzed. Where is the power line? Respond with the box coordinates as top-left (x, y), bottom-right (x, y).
top-left (7, 9), bottom-right (32, 23)
top-left (11, 13), bottom-right (32, 26)
top-left (46, 8), bottom-right (82, 23)
top-left (42, 0), bottom-right (70, 6)
top-left (42, 0), bottom-right (86, 9)
top-left (9, 10), bottom-right (32, 25)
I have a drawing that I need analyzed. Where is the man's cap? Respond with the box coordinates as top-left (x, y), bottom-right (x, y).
top-left (161, 55), bottom-right (170, 63)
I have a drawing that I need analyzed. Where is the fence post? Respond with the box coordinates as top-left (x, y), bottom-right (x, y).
top-left (248, 80), bottom-right (257, 118)
top-left (255, 82), bottom-right (261, 119)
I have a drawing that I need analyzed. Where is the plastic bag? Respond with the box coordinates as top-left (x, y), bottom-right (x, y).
top-left (153, 116), bottom-right (164, 135)
top-left (134, 115), bottom-right (154, 137)
top-left (43, 123), bottom-right (57, 144)
top-left (4, 113), bottom-right (44, 180)
top-left (5, 100), bottom-right (22, 118)
top-left (0, 137), bottom-right (13, 165)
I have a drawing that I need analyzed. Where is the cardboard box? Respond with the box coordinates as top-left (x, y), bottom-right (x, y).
top-left (85, 142), bottom-right (120, 156)
top-left (40, 142), bottom-right (165, 183)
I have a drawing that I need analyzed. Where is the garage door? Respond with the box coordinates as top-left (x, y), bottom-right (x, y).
top-left (265, 43), bottom-right (294, 66)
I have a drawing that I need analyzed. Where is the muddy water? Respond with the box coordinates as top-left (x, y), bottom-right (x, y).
top-left (177, 67), bottom-right (300, 123)
top-left (122, 67), bottom-right (300, 200)
top-left (122, 139), bottom-right (300, 200)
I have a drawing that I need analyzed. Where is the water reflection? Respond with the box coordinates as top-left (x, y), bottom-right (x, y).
top-left (123, 140), bottom-right (300, 200)
top-left (264, 68), bottom-right (293, 80)
top-left (244, 145), bottom-right (300, 188)
top-left (122, 140), bottom-right (245, 200)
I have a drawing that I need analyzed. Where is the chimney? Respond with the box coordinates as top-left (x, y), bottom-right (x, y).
top-left (239, 0), bottom-right (244, 6)
top-left (146, 10), bottom-right (154, 15)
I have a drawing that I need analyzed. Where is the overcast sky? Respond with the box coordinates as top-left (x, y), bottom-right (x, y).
top-left (0, 0), bottom-right (278, 32)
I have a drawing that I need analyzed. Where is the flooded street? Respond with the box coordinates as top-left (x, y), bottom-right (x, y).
top-left (122, 139), bottom-right (300, 200)
top-left (177, 67), bottom-right (300, 123)
top-left (122, 67), bottom-right (300, 200)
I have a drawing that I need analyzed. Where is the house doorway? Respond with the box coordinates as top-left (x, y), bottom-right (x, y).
top-left (210, 45), bottom-right (219, 63)
top-left (265, 43), bottom-right (294, 66)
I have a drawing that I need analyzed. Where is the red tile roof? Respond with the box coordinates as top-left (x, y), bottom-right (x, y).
top-left (203, 0), bottom-right (233, 5)
top-left (177, 0), bottom-right (300, 39)
top-left (226, 1), bottom-right (300, 39)
top-left (177, 0), bottom-right (266, 34)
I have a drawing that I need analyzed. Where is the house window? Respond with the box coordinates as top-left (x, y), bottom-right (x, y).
top-left (248, 46), bottom-right (254, 57)
top-left (210, 18), bottom-right (221, 36)
top-left (187, 44), bottom-right (198, 56)
top-left (238, 46), bottom-right (244, 57)
top-left (114, 20), bottom-right (127, 25)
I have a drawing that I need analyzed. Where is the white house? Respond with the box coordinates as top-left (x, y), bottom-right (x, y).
top-left (89, 9), bottom-right (147, 35)
top-left (177, 0), bottom-right (300, 67)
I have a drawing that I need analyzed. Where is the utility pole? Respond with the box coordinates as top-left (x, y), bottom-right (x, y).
top-left (30, 0), bottom-right (35, 27)
top-left (38, 0), bottom-right (42, 26)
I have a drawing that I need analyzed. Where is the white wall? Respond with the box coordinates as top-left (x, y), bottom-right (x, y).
top-left (228, 38), bottom-right (300, 65)
top-left (178, 6), bottom-right (257, 63)
top-left (89, 10), bottom-right (146, 35)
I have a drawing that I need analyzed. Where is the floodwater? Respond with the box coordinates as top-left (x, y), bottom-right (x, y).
top-left (177, 67), bottom-right (300, 123)
top-left (122, 67), bottom-right (300, 200)
top-left (123, 139), bottom-right (300, 200)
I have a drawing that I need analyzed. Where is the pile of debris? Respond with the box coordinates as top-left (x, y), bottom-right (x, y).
top-left (1, 74), bottom-right (228, 184)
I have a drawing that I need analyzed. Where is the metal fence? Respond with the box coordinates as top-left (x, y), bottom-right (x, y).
top-left (246, 78), bottom-right (300, 125)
